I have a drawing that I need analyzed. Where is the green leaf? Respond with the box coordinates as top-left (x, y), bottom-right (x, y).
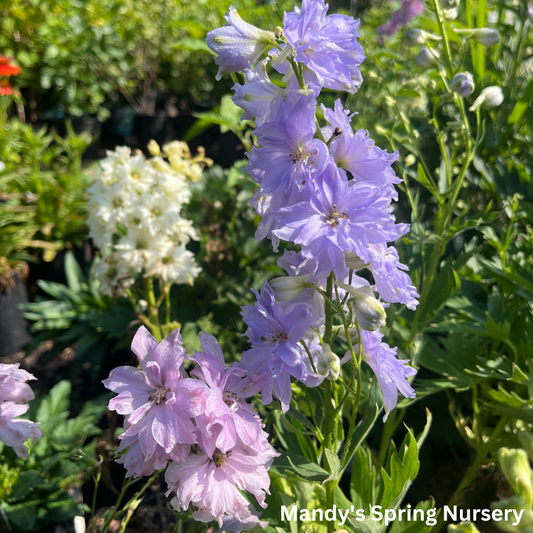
top-left (36, 380), bottom-right (71, 430)
top-left (388, 500), bottom-right (437, 533)
top-left (280, 414), bottom-right (315, 436)
top-left (351, 446), bottom-right (375, 512)
top-left (323, 448), bottom-right (341, 483)
top-left (278, 454), bottom-right (329, 483)
top-left (416, 163), bottom-right (439, 198)
top-left (64, 251), bottom-right (85, 292)
top-left (1, 501), bottom-right (38, 530)
top-left (172, 38), bottom-right (215, 54)
top-left (7, 471), bottom-right (45, 502)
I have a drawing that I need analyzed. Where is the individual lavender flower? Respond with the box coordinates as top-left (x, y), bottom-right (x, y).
top-left (358, 330), bottom-right (416, 419)
top-left (188, 332), bottom-right (267, 454)
top-left (232, 59), bottom-right (287, 126)
top-left (103, 327), bottom-right (201, 465)
top-left (346, 245), bottom-right (419, 310)
top-left (378, 0), bottom-right (425, 37)
top-left (281, 0), bottom-right (365, 92)
top-left (0, 363), bottom-right (37, 403)
top-left (165, 428), bottom-right (278, 527)
top-left (0, 402), bottom-right (41, 458)
top-left (321, 99), bottom-right (401, 195)
top-left (247, 92), bottom-right (328, 194)
top-left (241, 281), bottom-right (324, 412)
top-left (273, 161), bottom-right (409, 280)
top-left (206, 6), bottom-right (275, 81)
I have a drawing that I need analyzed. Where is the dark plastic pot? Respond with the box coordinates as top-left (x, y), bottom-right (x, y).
top-left (0, 272), bottom-right (32, 357)
top-left (132, 110), bottom-right (170, 154)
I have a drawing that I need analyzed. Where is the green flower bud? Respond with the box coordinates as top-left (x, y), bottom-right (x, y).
top-left (416, 47), bottom-right (439, 69)
top-left (491, 497), bottom-right (532, 533)
top-left (344, 251), bottom-right (367, 270)
top-left (335, 281), bottom-right (386, 331)
top-left (454, 28), bottom-right (500, 47)
top-left (269, 275), bottom-right (309, 302)
top-left (498, 448), bottom-right (533, 507)
top-left (317, 343), bottom-right (341, 381)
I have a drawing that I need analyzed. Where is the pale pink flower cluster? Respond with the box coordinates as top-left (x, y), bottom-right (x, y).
top-left (0, 364), bottom-right (41, 457)
top-left (103, 327), bottom-right (278, 529)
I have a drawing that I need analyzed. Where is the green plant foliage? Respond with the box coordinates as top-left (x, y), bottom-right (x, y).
top-left (0, 380), bottom-right (107, 531)
top-left (23, 252), bottom-right (134, 378)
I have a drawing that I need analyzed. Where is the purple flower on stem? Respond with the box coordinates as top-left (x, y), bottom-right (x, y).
top-left (188, 332), bottom-right (267, 454)
top-left (241, 281), bottom-right (324, 412)
top-left (322, 100), bottom-right (401, 195)
top-left (103, 327), bottom-right (201, 466)
top-left (358, 330), bottom-right (416, 419)
top-left (247, 92), bottom-right (328, 194)
top-left (0, 402), bottom-right (41, 457)
top-left (345, 245), bottom-right (419, 310)
top-left (165, 428), bottom-right (278, 527)
top-left (273, 161), bottom-right (409, 280)
top-left (232, 59), bottom-right (287, 126)
top-left (206, 6), bottom-right (275, 80)
top-left (282, 0), bottom-right (365, 92)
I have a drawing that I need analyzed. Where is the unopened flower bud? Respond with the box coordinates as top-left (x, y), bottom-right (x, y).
top-left (450, 72), bottom-right (475, 96)
top-left (334, 325), bottom-right (359, 344)
top-left (335, 281), bottom-right (386, 331)
top-left (472, 28), bottom-right (500, 47)
top-left (344, 251), bottom-right (367, 271)
top-left (442, 0), bottom-right (460, 8)
top-left (403, 29), bottom-right (441, 48)
top-left (455, 28), bottom-right (500, 47)
top-left (444, 7), bottom-right (458, 20)
top-left (317, 343), bottom-right (341, 381)
top-left (147, 140), bottom-right (161, 156)
top-left (269, 275), bottom-right (308, 302)
top-left (403, 29), bottom-right (427, 47)
top-left (469, 86), bottom-right (504, 111)
top-left (499, 448), bottom-right (533, 507)
top-left (416, 47), bottom-right (439, 69)
top-left (275, 26), bottom-right (283, 39)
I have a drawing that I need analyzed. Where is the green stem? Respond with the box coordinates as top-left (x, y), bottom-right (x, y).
top-left (432, 0), bottom-right (454, 78)
top-left (91, 466), bottom-right (102, 533)
top-left (143, 276), bottom-right (162, 341)
top-left (323, 273), bottom-right (336, 533)
top-left (475, 0), bottom-right (486, 87)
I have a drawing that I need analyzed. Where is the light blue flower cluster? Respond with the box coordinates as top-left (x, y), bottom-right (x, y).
top-left (207, 0), bottom-right (418, 418)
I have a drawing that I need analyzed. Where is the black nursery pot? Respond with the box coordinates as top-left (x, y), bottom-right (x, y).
top-left (0, 273), bottom-right (32, 358)
top-left (133, 110), bottom-right (170, 153)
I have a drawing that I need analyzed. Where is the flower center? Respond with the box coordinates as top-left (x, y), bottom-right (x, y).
top-left (291, 147), bottom-right (310, 165)
top-left (213, 448), bottom-right (231, 467)
top-left (261, 332), bottom-right (288, 344)
top-left (222, 391), bottom-right (238, 406)
top-left (326, 204), bottom-right (348, 228)
top-left (149, 387), bottom-right (170, 405)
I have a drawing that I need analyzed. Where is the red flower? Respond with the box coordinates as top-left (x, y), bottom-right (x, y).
top-left (0, 56), bottom-right (22, 77)
top-left (0, 79), bottom-right (13, 96)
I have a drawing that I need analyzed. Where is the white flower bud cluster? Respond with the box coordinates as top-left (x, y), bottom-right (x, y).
top-left (88, 143), bottom-right (212, 296)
